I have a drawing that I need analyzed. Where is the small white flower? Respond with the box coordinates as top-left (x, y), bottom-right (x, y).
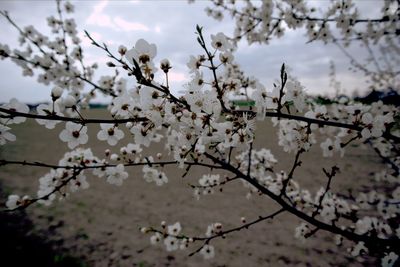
top-left (179, 239), bottom-right (189, 250)
top-left (266, 86), bottom-right (282, 110)
top-left (105, 164), bottom-right (128, 186)
top-left (36, 103), bottom-right (62, 129)
top-left (167, 222), bottom-right (182, 235)
top-left (160, 58), bottom-right (171, 73)
top-left (59, 122), bottom-right (88, 149)
top-left (199, 174), bottom-right (220, 187)
top-left (126, 143), bottom-right (142, 154)
top-left (6, 194), bottom-right (21, 209)
top-left (294, 223), bottom-right (311, 242)
top-left (351, 242), bottom-right (368, 257)
top-left (150, 233), bottom-right (162, 245)
top-left (200, 244), bottom-right (215, 259)
top-left (118, 45), bottom-right (127, 55)
top-left (51, 87), bottom-right (63, 99)
top-left (1, 98), bottom-right (29, 124)
top-left (320, 138), bottom-right (334, 157)
top-left (285, 80), bottom-right (305, 112)
top-left (110, 94), bottom-right (135, 118)
top-left (381, 252), bottom-right (399, 267)
top-left (142, 166), bottom-right (168, 186)
top-left (110, 153), bottom-right (119, 161)
top-left (187, 55), bottom-right (201, 72)
top-left (0, 125), bottom-right (16, 145)
top-left (97, 123), bottom-right (125, 146)
top-left (69, 173), bottom-right (89, 192)
top-left (219, 51), bottom-right (234, 64)
top-left (164, 236), bottom-right (179, 251)
top-left (125, 39), bottom-right (157, 65)
top-left (64, 1), bottom-right (74, 13)
top-left (62, 95), bottom-right (77, 108)
top-left (211, 32), bottom-right (232, 51)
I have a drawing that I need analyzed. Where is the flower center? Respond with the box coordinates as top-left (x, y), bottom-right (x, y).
top-left (121, 104), bottom-right (129, 110)
top-left (139, 54), bottom-right (150, 64)
top-left (72, 131), bottom-right (80, 138)
top-left (108, 128), bottom-right (115, 136)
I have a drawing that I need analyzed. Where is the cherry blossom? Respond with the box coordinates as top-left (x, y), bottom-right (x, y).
top-left (59, 121), bottom-right (88, 149)
top-left (1, 98), bottom-right (29, 124)
top-left (35, 102), bottom-right (63, 129)
top-left (105, 164), bottom-right (128, 186)
top-left (5, 194), bottom-right (21, 209)
top-left (200, 244), bottom-right (215, 259)
top-left (97, 123), bottom-right (125, 146)
top-left (126, 39), bottom-right (156, 64)
top-left (210, 32), bottom-right (232, 51)
top-left (164, 236), bottom-right (179, 252)
top-left (150, 232), bottom-right (162, 245)
top-left (143, 165), bottom-right (168, 186)
top-left (382, 252), bottom-right (399, 267)
top-left (167, 222), bottom-right (182, 235)
top-left (0, 125), bottom-right (16, 145)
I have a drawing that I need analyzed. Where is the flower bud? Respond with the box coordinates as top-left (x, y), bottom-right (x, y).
top-left (51, 87), bottom-right (63, 99)
top-left (63, 95), bottom-right (76, 107)
top-left (118, 45), bottom-right (127, 56)
top-left (106, 61), bottom-right (116, 67)
top-left (160, 59), bottom-right (171, 73)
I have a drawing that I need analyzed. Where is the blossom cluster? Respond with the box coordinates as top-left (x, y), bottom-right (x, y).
top-left (200, 0), bottom-right (400, 93)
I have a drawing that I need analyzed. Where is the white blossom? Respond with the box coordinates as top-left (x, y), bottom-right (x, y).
top-left (6, 194), bottom-right (21, 209)
top-left (105, 164), bottom-right (128, 186)
top-left (59, 122), bottom-right (88, 149)
top-left (200, 244), bottom-right (215, 259)
top-left (0, 125), bottom-right (16, 145)
top-left (1, 98), bottom-right (29, 124)
top-left (97, 123), bottom-right (124, 146)
top-left (164, 236), bottom-right (179, 252)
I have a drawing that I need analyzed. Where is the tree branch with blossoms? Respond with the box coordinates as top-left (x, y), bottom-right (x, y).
top-left (0, 0), bottom-right (399, 266)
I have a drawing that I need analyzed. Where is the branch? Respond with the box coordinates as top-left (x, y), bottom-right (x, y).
top-left (280, 148), bottom-right (304, 197)
top-left (203, 152), bottom-right (400, 252)
top-left (188, 208), bottom-right (285, 257)
top-left (0, 159), bottom-right (224, 171)
top-left (195, 25), bottom-right (229, 112)
top-left (6, 167), bottom-right (82, 211)
top-left (0, 107), bottom-right (147, 124)
top-left (3, 105), bottom-right (399, 144)
top-left (312, 166), bottom-right (339, 217)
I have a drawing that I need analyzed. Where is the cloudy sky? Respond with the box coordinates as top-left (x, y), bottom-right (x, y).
top-left (0, 0), bottom-right (384, 103)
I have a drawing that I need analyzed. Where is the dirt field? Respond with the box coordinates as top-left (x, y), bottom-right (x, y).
top-left (0, 109), bottom-right (384, 266)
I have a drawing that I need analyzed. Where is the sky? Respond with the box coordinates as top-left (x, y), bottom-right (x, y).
top-left (0, 0), bottom-right (386, 103)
